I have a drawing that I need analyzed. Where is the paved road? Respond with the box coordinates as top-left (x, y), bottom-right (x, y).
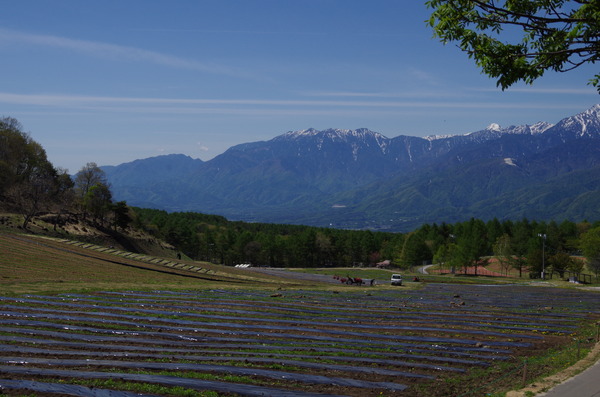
top-left (418, 264), bottom-right (435, 274)
top-left (246, 267), bottom-right (384, 286)
top-left (246, 267), bottom-right (340, 284)
top-left (539, 359), bottom-right (600, 397)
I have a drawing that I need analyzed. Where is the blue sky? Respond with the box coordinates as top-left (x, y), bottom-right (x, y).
top-left (1, 0), bottom-right (598, 172)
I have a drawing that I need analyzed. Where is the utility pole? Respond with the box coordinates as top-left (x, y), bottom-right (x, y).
top-left (538, 233), bottom-right (547, 279)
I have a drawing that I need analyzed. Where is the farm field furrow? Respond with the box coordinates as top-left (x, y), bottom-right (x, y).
top-left (13, 291), bottom-right (582, 329)
top-left (0, 303), bottom-right (546, 344)
top-left (0, 286), bottom-right (599, 396)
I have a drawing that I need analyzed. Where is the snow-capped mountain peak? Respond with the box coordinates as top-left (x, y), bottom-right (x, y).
top-left (487, 123), bottom-right (501, 131)
top-left (278, 128), bottom-right (388, 143)
top-left (283, 128), bottom-right (320, 138)
top-left (529, 121), bottom-right (554, 134)
top-left (104, 104), bottom-right (600, 232)
top-left (551, 104), bottom-right (600, 137)
top-left (424, 134), bottom-right (456, 141)
top-left (273, 128), bottom-right (391, 157)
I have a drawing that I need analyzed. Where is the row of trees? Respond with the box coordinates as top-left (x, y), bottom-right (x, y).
top-left (133, 207), bottom-right (600, 279)
top-left (132, 208), bottom-right (401, 268)
top-left (0, 117), bottom-right (130, 230)
top-left (399, 218), bottom-right (600, 278)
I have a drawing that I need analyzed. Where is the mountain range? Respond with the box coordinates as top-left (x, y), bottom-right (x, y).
top-left (102, 104), bottom-right (600, 232)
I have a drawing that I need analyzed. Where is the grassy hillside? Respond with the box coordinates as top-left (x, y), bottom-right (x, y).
top-left (0, 230), bottom-right (292, 294)
top-left (0, 211), bottom-right (177, 257)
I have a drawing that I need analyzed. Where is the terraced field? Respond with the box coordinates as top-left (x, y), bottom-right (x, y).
top-left (1, 285), bottom-right (599, 396)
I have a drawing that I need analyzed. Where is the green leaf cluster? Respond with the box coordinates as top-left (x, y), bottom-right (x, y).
top-left (427, 0), bottom-right (600, 91)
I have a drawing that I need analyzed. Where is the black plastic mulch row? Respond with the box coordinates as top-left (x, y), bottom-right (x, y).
top-left (0, 315), bottom-right (534, 348)
top-left (7, 295), bottom-right (579, 332)
top-left (8, 292), bottom-right (580, 335)
top-left (0, 306), bottom-right (549, 340)
top-left (0, 334), bottom-right (511, 359)
top-left (0, 369), bottom-right (345, 397)
top-left (131, 286), bottom-right (600, 313)
top-left (0, 358), bottom-right (409, 392)
top-left (0, 378), bottom-right (156, 397)
top-left (0, 344), bottom-right (441, 377)
top-left (81, 288), bottom-right (594, 320)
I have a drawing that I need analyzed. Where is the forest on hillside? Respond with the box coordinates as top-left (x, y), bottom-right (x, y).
top-left (3, 116), bottom-right (600, 278)
top-left (0, 117), bottom-right (130, 231)
top-left (131, 208), bottom-right (600, 279)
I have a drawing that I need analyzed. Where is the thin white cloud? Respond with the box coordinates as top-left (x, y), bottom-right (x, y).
top-left (407, 67), bottom-right (440, 86)
top-left (0, 92), bottom-right (589, 116)
top-left (472, 87), bottom-right (597, 95)
top-left (301, 90), bottom-right (465, 99)
top-left (129, 28), bottom-right (404, 38)
top-left (0, 28), bottom-right (248, 77)
top-left (304, 91), bottom-right (403, 98)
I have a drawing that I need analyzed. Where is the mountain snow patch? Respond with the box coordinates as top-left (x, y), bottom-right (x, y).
top-left (487, 123), bottom-right (501, 131)
top-left (529, 121), bottom-right (554, 134)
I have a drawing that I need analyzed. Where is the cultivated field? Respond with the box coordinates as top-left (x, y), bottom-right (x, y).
top-left (1, 233), bottom-right (600, 396)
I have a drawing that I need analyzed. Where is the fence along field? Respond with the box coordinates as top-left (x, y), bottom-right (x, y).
top-left (1, 233), bottom-right (600, 396)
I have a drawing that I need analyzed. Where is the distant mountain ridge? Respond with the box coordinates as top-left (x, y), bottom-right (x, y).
top-left (102, 104), bottom-right (600, 231)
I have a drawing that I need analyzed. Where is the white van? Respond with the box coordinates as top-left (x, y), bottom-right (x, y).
top-left (390, 274), bottom-right (403, 286)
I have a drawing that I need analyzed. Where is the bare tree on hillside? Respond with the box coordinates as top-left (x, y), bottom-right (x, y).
top-left (7, 160), bottom-right (58, 229)
top-left (74, 162), bottom-right (109, 219)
